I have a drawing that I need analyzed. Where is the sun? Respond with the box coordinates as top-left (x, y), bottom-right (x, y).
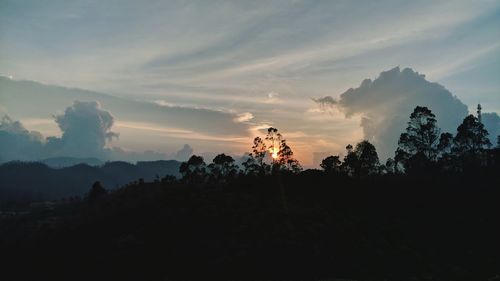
top-left (269, 148), bottom-right (279, 159)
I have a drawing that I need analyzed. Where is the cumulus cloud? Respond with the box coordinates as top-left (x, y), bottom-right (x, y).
top-left (0, 115), bottom-right (45, 162)
top-left (1, 101), bottom-right (131, 163)
top-left (174, 144), bottom-right (194, 161)
top-left (45, 101), bottom-right (119, 158)
top-left (0, 101), bottom-right (205, 163)
top-left (482, 112), bottom-right (500, 144)
top-left (0, 77), bottom-right (252, 140)
top-left (314, 67), bottom-right (471, 159)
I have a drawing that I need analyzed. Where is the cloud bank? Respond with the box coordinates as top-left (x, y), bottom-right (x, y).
top-left (0, 100), bottom-right (249, 164)
top-left (1, 101), bottom-right (168, 163)
top-left (0, 77), bottom-right (254, 158)
top-left (482, 112), bottom-right (500, 144)
top-left (314, 67), bottom-right (483, 159)
top-left (44, 101), bottom-right (118, 158)
top-left (0, 115), bottom-right (45, 162)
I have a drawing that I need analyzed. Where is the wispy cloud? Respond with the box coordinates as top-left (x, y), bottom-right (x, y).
top-left (1, 1), bottom-right (499, 165)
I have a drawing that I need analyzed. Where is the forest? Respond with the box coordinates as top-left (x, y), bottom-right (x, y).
top-left (1, 105), bottom-right (500, 281)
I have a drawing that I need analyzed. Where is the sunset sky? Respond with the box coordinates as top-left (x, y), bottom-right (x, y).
top-left (1, 1), bottom-right (499, 166)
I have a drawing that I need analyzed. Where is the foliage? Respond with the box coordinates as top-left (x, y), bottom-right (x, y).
top-left (341, 140), bottom-right (380, 177)
top-left (276, 138), bottom-right (302, 173)
top-left (87, 181), bottom-right (107, 205)
top-left (453, 114), bottom-right (491, 155)
top-left (2, 168), bottom-right (500, 281)
top-left (320, 155), bottom-right (341, 173)
top-left (3, 106), bottom-right (500, 280)
top-left (208, 153), bottom-right (239, 182)
top-left (179, 155), bottom-right (207, 184)
top-left (396, 106), bottom-right (441, 169)
top-left (243, 127), bottom-right (302, 175)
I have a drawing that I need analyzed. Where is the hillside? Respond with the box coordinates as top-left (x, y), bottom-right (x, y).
top-left (0, 160), bottom-right (181, 202)
top-left (1, 170), bottom-right (499, 281)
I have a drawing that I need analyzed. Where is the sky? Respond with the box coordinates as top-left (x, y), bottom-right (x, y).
top-left (1, 0), bottom-right (499, 166)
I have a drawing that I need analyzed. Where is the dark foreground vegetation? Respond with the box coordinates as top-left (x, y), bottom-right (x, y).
top-left (1, 171), bottom-right (499, 281)
top-left (1, 106), bottom-right (499, 281)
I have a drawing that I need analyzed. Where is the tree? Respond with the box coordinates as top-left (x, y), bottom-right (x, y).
top-left (277, 138), bottom-right (302, 173)
top-left (452, 115), bottom-right (491, 169)
top-left (161, 175), bottom-right (177, 184)
top-left (243, 137), bottom-right (269, 175)
top-left (179, 155), bottom-right (207, 184)
top-left (265, 127), bottom-right (282, 164)
top-left (342, 144), bottom-right (359, 176)
top-left (437, 132), bottom-right (454, 170)
top-left (342, 140), bottom-right (380, 177)
top-left (453, 115), bottom-right (491, 155)
top-left (242, 153), bottom-right (260, 176)
top-left (396, 106), bottom-right (441, 170)
top-left (208, 153), bottom-right (238, 182)
top-left (252, 137), bottom-right (267, 166)
top-left (356, 140), bottom-right (380, 176)
top-left (320, 155), bottom-right (341, 173)
top-left (384, 158), bottom-right (396, 174)
top-left (244, 127), bottom-right (302, 174)
top-left (497, 135), bottom-right (500, 148)
top-left (438, 132), bottom-right (453, 155)
top-left (88, 181), bottom-right (107, 205)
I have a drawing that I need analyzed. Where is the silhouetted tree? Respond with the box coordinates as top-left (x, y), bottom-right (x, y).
top-left (208, 153), bottom-right (238, 182)
top-left (342, 144), bottom-right (358, 176)
top-left (266, 127), bottom-right (282, 164)
top-left (242, 137), bottom-right (269, 176)
top-left (342, 140), bottom-right (379, 177)
top-left (356, 140), bottom-right (380, 176)
top-left (320, 155), bottom-right (341, 173)
top-left (88, 181), bottom-right (107, 205)
top-left (242, 153), bottom-right (260, 176)
top-left (244, 127), bottom-right (302, 174)
top-left (161, 175), bottom-right (176, 184)
top-left (438, 132), bottom-right (453, 155)
top-left (396, 106), bottom-right (441, 171)
top-left (452, 115), bottom-right (491, 169)
top-left (252, 137), bottom-right (267, 166)
top-left (437, 132), bottom-right (454, 170)
top-left (277, 138), bottom-right (302, 173)
top-left (453, 115), bottom-right (491, 154)
top-left (179, 155), bottom-right (207, 184)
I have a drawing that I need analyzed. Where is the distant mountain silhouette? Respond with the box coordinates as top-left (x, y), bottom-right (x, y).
top-left (0, 160), bottom-right (181, 202)
top-left (40, 157), bottom-right (104, 168)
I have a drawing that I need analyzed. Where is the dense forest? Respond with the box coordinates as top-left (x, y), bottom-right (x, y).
top-left (1, 106), bottom-right (500, 281)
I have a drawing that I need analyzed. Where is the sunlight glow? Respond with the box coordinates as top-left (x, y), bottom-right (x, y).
top-left (269, 147), bottom-right (279, 159)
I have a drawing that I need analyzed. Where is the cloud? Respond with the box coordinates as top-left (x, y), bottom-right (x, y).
top-left (1, 100), bottom-right (248, 164)
top-left (174, 144), bottom-right (194, 161)
top-left (0, 115), bottom-right (45, 162)
top-left (234, 112), bottom-right (254, 123)
top-left (482, 112), bottom-right (500, 144)
top-left (314, 67), bottom-right (470, 159)
top-left (0, 77), bottom-right (254, 156)
top-left (313, 96), bottom-right (336, 105)
top-left (45, 101), bottom-right (118, 158)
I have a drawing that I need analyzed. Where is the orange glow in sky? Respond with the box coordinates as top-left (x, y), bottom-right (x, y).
top-left (269, 148), bottom-right (279, 159)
